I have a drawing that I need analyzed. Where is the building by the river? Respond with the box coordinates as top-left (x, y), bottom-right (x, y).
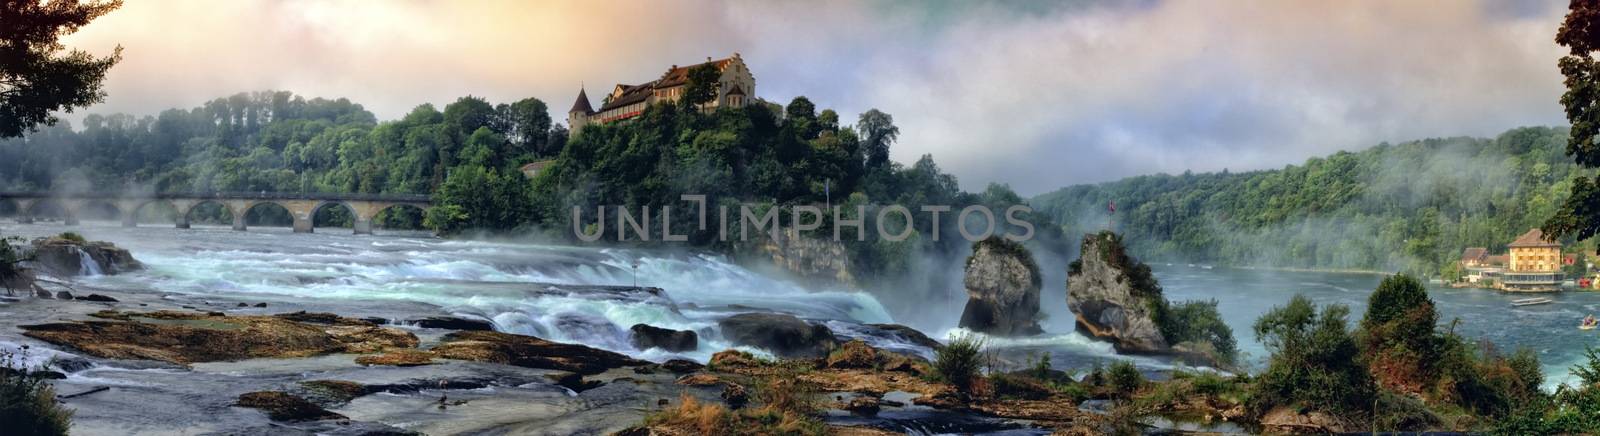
top-left (568, 53), bottom-right (757, 133)
top-left (1500, 228), bottom-right (1563, 292)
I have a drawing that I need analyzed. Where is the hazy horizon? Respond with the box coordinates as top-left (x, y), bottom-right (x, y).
top-left (52, 0), bottom-right (1572, 195)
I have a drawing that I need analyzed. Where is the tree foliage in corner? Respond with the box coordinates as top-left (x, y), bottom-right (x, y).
top-left (0, 0), bottom-right (123, 138)
top-left (1546, 0), bottom-right (1600, 240)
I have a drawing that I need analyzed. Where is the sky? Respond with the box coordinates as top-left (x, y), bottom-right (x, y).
top-left (58, 0), bottom-right (1572, 195)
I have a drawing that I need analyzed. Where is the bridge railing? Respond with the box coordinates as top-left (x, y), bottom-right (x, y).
top-left (0, 191), bottom-right (432, 203)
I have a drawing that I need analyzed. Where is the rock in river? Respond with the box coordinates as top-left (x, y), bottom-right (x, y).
top-left (1066, 231), bottom-right (1167, 353)
top-left (408, 315), bottom-right (495, 331)
top-left (27, 236), bottom-right (142, 276)
top-left (957, 237), bottom-right (1044, 336)
top-left (20, 310), bottom-right (417, 364)
top-left (429, 330), bottom-right (648, 375)
top-left (629, 323), bottom-right (698, 352)
top-left (717, 312), bottom-right (838, 359)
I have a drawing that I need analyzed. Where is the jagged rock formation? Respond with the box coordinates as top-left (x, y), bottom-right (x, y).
top-left (753, 227), bottom-right (856, 288)
top-left (1066, 232), bottom-right (1168, 353)
top-left (28, 236), bottom-right (142, 276)
top-left (957, 237), bottom-right (1043, 336)
top-left (1067, 232), bottom-right (1236, 368)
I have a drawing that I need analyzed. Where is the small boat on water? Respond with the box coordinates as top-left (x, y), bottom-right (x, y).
top-left (1512, 297), bottom-right (1553, 307)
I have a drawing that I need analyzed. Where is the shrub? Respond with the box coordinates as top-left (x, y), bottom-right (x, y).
top-left (1161, 299), bottom-right (1238, 365)
top-left (1249, 294), bottom-right (1375, 417)
top-left (1108, 360), bottom-right (1143, 396)
top-left (0, 349), bottom-right (73, 436)
top-left (1085, 360), bottom-right (1105, 387)
top-left (933, 332), bottom-right (986, 393)
top-left (55, 232), bottom-right (85, 243)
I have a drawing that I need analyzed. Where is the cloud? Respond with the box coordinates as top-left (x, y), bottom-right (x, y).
top-left (58, 0), bottom-right (1570, 195)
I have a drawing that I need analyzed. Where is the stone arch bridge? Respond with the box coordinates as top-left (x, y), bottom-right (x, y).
top-left (0, 192), bottom-right (432, 235)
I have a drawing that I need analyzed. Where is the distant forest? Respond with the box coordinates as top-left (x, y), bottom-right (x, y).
top-left (0, 91), bottom-right (562, 227)
top-left (1033, 126), bottom-right (1582, 275)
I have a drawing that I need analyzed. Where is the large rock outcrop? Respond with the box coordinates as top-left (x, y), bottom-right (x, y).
top-left (957, 237), bottom-right (1043, 336)
top-left (1066, 232), bottom-right (1168, 353)
top-left (20, 310), bottom-right (417, 364)
top-left (753, 227), bottom-right (856, 288)
top-left (27, 236), bottom-right (142, 276)
top-left (717, 313), bottom-right (838, 359)
top-left (429, 330), bottom-right (649, 375)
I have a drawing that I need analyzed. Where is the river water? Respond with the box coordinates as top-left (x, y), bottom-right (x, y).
top-left (7, 222), bottom-right (1600, 391)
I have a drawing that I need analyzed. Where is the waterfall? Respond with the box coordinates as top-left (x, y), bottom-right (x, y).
top-left (76, 247), bottom-right (103, 276)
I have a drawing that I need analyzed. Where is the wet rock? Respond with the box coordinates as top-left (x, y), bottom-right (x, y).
top-left (28, 237), bottom-right (142, 276)
top-left (658, 358), bottom-right (705, 374)
top-left (20, 310), bottom-right (417, 364)
top-left (429, 330), bottom-right (648, 375)
top-left (545, 371), bottom-right (604, 392)
top-left (236, 302), bottom-right (248, 307)
top-left (273, 311), bottom-right (368, 326)
top-left (844, 396), bottom-right (881, 416)
top-left (77, 293), bottom-right (118, 302)
top-left (49, 356), bottom-right (94, 373)
top-left (298, 380), bottom-right (370, 406)
top-left (254, 302), bottom-right (268, 308)
top-left (408, 315), bottom-right (494, 331)
top-left (863, 323), bottom-right (941, 349)
top-left (629, 323), bottom-right (698, 352)
top-left (355, 349), bottom-right (434, 366)
top-left (720, 382), bottom-right (749, 409)
top-left (55, 291), bottom-right (72, 300)
top-left (234, 391), bottom-right (347, 422)
top-left (718, 313), bottom-right (838, 359)
top-left (958, 237), bottom-right (1043, 336)
top-left (33, 287), bottom-right (50, 299)
top-left (1066, 232), bottom-right (1167, 353)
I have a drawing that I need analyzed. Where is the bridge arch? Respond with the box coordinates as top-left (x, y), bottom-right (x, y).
top-left (179, 200), bottom-right (237, 229)
top-left (125, 199), bottom-right (179, 227)
top-left (25, 199), bottom-right (76, 225)
top-left (371, 203), bottom-right (429, 233)
top-left (75, 200), bottom-right (123, 224)
top-left (310, 200), bottom-right (358, 233)
top-left (239, 201), bottom-right (296, 231)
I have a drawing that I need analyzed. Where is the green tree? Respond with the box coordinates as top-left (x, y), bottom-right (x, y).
top-left (1546, 1), bottom-right (1600, 240)
top-left (682, 63), bottom-right (720, 108)
top-left (494, 97), bottom-right (551, 156)
top-left (857, 109), bottom-right (898, 170)
top-left (1250, 294), bottom-right (1376, 417)
top-left (0, 0), bottom-right (123, 137)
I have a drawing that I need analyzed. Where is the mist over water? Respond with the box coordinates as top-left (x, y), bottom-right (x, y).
top-left (7, 221), bottom-right (1598, 389)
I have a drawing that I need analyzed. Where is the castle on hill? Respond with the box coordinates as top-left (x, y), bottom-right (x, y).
top-left (567, 53), bottom-right (756, 132)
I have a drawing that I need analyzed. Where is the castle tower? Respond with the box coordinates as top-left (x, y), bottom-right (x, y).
top-left (568, 87), bottom-right (594, 134)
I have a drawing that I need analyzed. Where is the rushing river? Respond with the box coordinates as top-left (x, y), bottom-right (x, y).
top-left (7, 222), bottom-right (1600, 391)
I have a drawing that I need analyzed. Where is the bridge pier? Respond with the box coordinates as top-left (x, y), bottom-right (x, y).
top-left (232, 214), bottom-right (247, 231)
top-left (353, 219), bottom-right (373, 235)
top-left (13, 198), bottom-right (34, 224)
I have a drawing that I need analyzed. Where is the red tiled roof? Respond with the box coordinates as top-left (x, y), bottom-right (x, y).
top-left (1509, 228), bottom-right (1559, 248)
top-left (1460, 247), bottom-right (1487, 263)
top-left (1486, 255), bottom-right (1509, 266)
